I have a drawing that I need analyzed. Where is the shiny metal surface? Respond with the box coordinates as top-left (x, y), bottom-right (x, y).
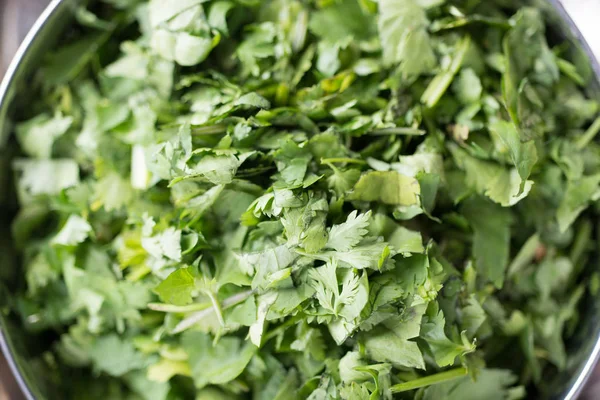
top-left (0, 1), bottom-right (599, 399)
top-left (0, 3), bottom-right (77, 399)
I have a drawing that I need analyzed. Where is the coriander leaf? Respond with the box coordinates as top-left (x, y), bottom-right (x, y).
top-left (361, 307), bottom-right (426, 369)
top-left (449, 144), bottom-right (533, 206)
top-left (153, 267), bottom-right (195, 305)
top-left (488, 120), bottom-right (538, 186)
top-left (142, 226), bottom-right (182, 262)
top-left (52, 215), bottom-right (93, 246)
top-left (325, 241), bottom-right (391, 270)
top-left (387, 226), bottom-right (424, 255)
top-left (175, 151), bottom-right (252, 185)
top-left (502, 8), bottom-right (557, 141)
top-left (249, 291), bottom-right (278, 346)
top-left (339, 352), bottom-right (371, 384)
top-left (462, 196), bottom-right (511, 288)
top-left (148, 0), bottom-right (208, 28)
top-left (452, 68), bottom-right (483, 105)
top-left (92, 171), bottom-right (133, 211)
top-left (422, 369), bottom-right (520, 400)
top-left (13, 159), bottom-right (80, 199)
top-left (238, 245), bottom-right (297, 289)
top-left (421, 36), bottom-right (471, 108)
top-left (392, 153), bottom-right (444, 179)
top-left (208, 2), bottom-right (233, 34)
top-left (557, 174), bottom-right (600, 232)
top-left (417, 172), bottom-right (441, 219)
top-left (535, 257), bottom-right (573, 300)
top-left (16, 113), bottom-right (73, 159)
top-left (326, 166), bottom-right (361, 197)
top-left (41, 32), bottom-right (111, 86)
top-left (235, 92), bottom-right (271, 109)
top-left (182, 331), bottom-right (257, 388)
top-left (420, 302), bottom-right (475, 366)
top-left (348, 171), bottom-right (421, 206)
top-left (126, 371), bottom-right (170, 400)
top-left (89, 334), bottom-right (148, 377)
top-left (151, 31), bottom-right (216, 67)
top-left (309, 0), bottom-right (373, 44)
top-left (363, 329), bottom-right (425, 369)
top-left (461, 295), bottom-right (486, 338)
top-left (326, 211), bottom-right (371, 252)
top-left (377, 0), bottom-right (436, 75)
top-left (339, 382), bottom-right (371, 400)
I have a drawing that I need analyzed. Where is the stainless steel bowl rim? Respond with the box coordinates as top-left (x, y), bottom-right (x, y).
top-left (1, 1), bottom-right (599, 399)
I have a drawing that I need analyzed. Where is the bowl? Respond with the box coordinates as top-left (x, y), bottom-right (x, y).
top-left (1, 1), bottom-right (600, 399)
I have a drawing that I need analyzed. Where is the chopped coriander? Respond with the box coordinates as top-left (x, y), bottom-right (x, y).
top-left (5, 0), bottom-right (600, 399)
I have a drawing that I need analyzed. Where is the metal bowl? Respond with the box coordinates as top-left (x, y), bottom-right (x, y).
top-left (1, 1), bottom-right (599, 399)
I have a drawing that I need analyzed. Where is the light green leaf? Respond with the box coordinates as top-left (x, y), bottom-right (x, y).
top-left (235, 92), bottom-right (271, 109)
top-left (348, 171), bottom-right (421, 206)
top-left (362, 307), bottom-right (426, 369)
top-left (153, 267), bottom-right (196, 305)
top-left (489, 120), bottom-right (538, 185)
top-left (182, 331), bottom-right (257, 388)
top-left (92, 171), bottom-right (133, 211)
top-left (148, 0), bottom-right (209, 28)
top-left (249, 291), bottom-right (278, 346)
top-left (142, 226), bottom-right (182, 262)
top-left (421, 36), bottom-right (470, 108)
top-left (378, 0), bottom-right (436, 75)
top-left (16, 113), bottom-right (73, 159)
top-left (326, 210), bottom-right (371, 252)
top-left (388, 226), bottom-right (424, 255)
top-left (89, 334), bottom-right (147, 376)
top-left (420, 302), bottom-right (475, 366)
top-left (422, 369), bottom-right (519, 400)
top-left (13, 159), bottom-right (80, 198)
top-left (462, 196), bottom-right (511, 288)
top-left (452, 68), bottom-right (482, 105)
top-left (557, 174), bottom-right (600, 232)
top-left (449, 144), bottom-right (533, 206)
top-left (52, 215), bottom-right (93, 246)
top-left (208, 2), bottom-right (234, 34)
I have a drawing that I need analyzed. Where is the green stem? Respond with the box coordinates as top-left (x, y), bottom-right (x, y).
top-left (191, 124), bottom-right (228, 136)
top-left (575, 116), bottom-right (600, 150)
top-left (421, 36), bottom-right (471, 108)
top-left (293, 248), bottom-right (330, 262)
top-left (390, 367), bottom-right (467, 393)
top-left (171, 290), bottom-right (253, 334)
top-left (262, 314), bottom-right (304, 344)
top-left (320, 157), bottom-right (367, 165)
top-left (204, 290), bottom-right (226, 328)
top-left (147, 302), bottom-right (212, 313)
top-left (370, 127), bottom-right (426, 136)
top-left (507, 233), bottom-right (540, 278)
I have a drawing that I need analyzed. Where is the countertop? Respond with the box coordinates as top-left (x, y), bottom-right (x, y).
top-left (1, 0), bottom-right (600, 399)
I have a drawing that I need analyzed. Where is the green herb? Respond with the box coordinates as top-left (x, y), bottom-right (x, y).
top-left (6, 0), bottom-right (599, 399)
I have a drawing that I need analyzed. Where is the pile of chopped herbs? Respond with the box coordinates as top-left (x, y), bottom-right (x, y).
top-left (5, 0), bottom-right (600, 398)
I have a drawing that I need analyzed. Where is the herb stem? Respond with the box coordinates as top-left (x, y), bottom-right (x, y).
top-left (262, 314), bottom-right (304, 343)
top-left (148, 302), bottom-right (212, 313)
top-left (205, 290), bottom-right (226, 327)
top-left (320, 157), bottom-right (367, 165)
top-left (507, 233), bottom-right (540, 278)
top-left (575, 116), bottom-right (600, 150)
top-left (191, 124), bottom-right (228, 136)
top-left (421, 36), bottom-right (471, 108)
top-left (370, 127), bottom-right (426, 136)
top-left (172, 290), bottom-right (254, 334)
top-left (390, 367), bottom-right (468, 393)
